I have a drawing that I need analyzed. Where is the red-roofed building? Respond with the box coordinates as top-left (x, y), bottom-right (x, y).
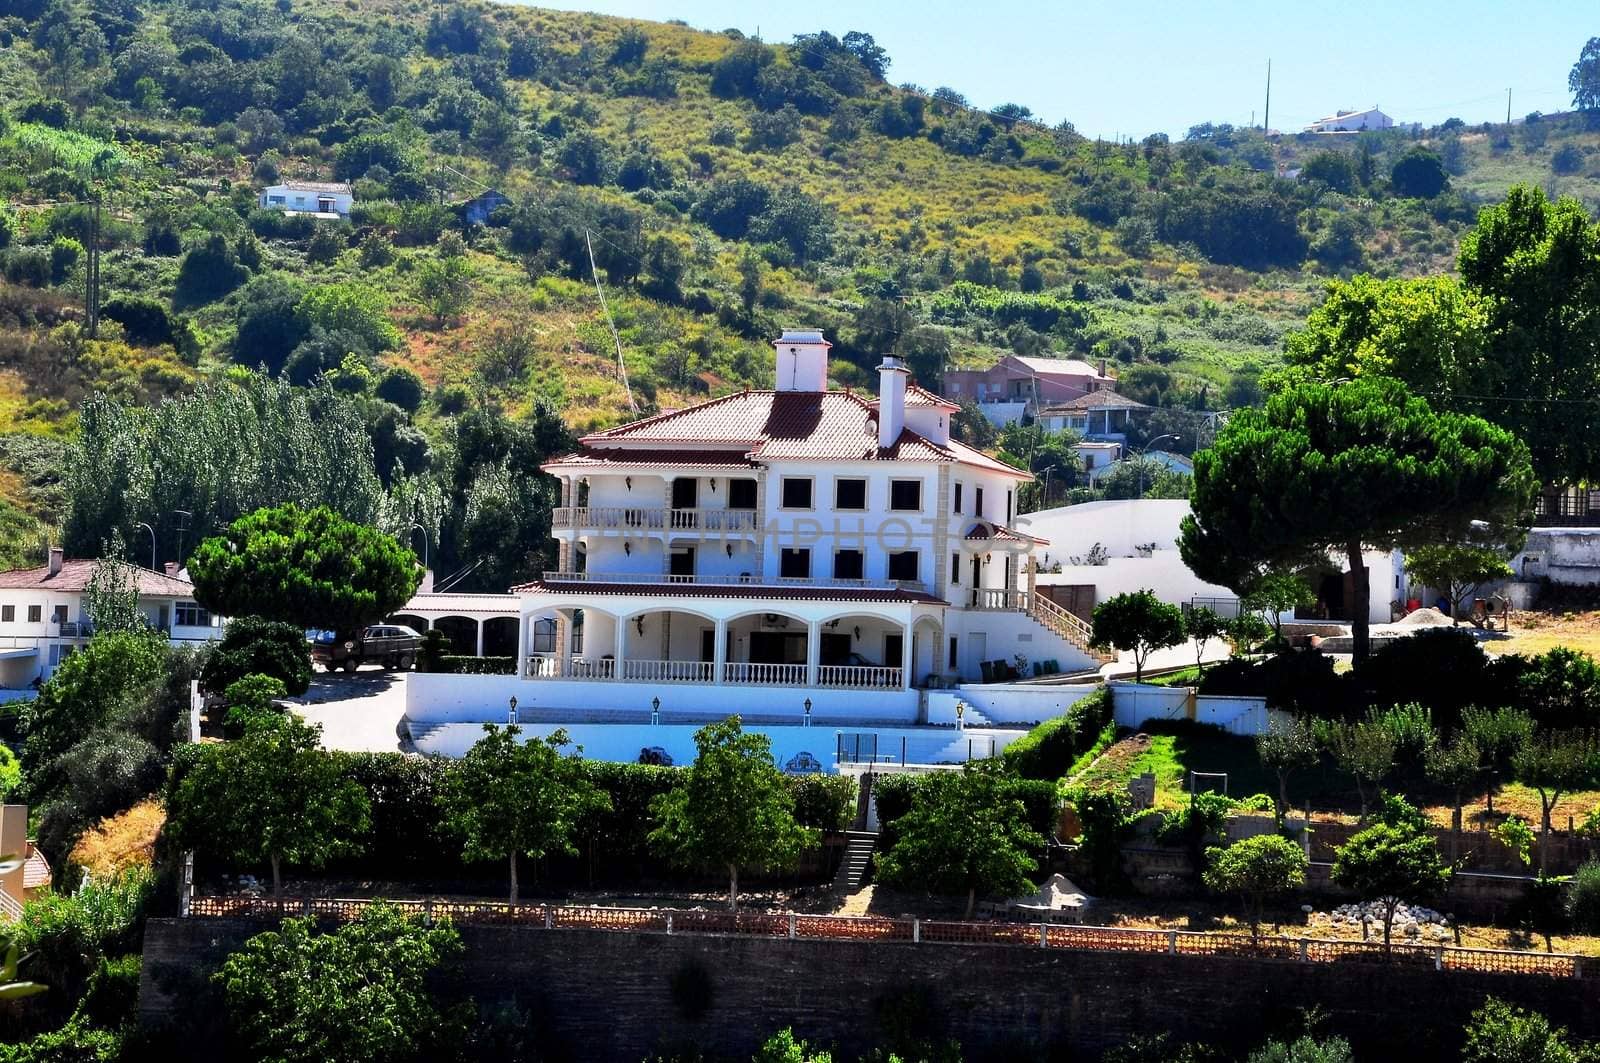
top-left (488, 330), bottom-right (1106, 718)
top-left (941, 354), bottom-right (1117, 427)
top-left (0, 548), bottom-right (223, 689)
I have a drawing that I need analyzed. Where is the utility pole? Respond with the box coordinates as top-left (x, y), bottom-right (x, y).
top-left (84, 198), bottom-right (101, 339)
top-left (1264, 59), bottom-right (1271, 132)
top-left (1506, 88), bottom-right (1512, 125)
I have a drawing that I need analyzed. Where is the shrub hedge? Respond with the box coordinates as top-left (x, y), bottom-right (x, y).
top-left (180, 750), bottom-right (856, 888)
top-left (999, 688), bottom-right (1112, 780)
top-left (873, 771), bottom-right (1057, 854)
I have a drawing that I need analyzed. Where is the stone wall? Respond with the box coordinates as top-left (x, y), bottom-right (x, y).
top-left (139, 917), bottom-right (1600, 1062)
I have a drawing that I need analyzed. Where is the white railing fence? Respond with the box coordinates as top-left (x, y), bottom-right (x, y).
top-left (817, 665), bottom-right (903, 689)
top-left (723, 662), bottom-right (807, 685)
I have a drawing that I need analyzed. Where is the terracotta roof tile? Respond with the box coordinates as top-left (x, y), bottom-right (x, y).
top-left (22, 844), bottom-right (49, 890)
top-left (1042, 390), bottom-right (1150, 412)
top-left (0, 560), bottom-right (195, 596)
top-left (573, 390), bottom-right (1029, 477)
top-left (545, 448), bottom-right (760, 471)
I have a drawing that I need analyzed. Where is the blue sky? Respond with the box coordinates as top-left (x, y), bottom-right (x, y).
top-left (524, 0), bottom-right (1589, 139)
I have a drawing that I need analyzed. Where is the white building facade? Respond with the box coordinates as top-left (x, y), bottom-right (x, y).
top-left (502, 330), bottom-right (1109, 723)
top-left (0, 548), bottom-right (222, 688)
top-left (257, 181), bottom-right (353, 218)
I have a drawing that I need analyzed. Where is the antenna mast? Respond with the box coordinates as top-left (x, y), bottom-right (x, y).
top-left (1264, 59), bottom-right (1272, 132)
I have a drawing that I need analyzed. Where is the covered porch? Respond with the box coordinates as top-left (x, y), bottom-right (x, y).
top-left (517, 594), bottom-right (944, 692)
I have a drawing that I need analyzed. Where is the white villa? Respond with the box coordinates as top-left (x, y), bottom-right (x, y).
top-left (0, 547), bottom-right (222, 688)
top-left (470, 330), bottom-right (1108, 727)
top-left (257, 180), bottom-right (353, 218)
top-left (1303, 107), bottom-right (1394, 134)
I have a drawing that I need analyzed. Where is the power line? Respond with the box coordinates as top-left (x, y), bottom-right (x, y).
top-left (586, 229), bottom-right (637, 413)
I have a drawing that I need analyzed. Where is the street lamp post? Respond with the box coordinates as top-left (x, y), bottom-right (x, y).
top-left (1039, 464), bottom-right (1058, 510)
top-left (1135, 434), bottom-right (1178, 498)
top-left (134, 522), bottom-right (156, 570)
top-left (410, 523), bottom-right (429, 572)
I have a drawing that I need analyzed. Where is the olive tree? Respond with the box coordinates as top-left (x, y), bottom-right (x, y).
top-left (1332, 815), bottom-right (1451, 950)
top-left (648, 717), bottom-right (816, 911)
top-left (1089, 590), bottom-right (1185, 682)
top-left (1203, 834), bottom-right (1308, 942)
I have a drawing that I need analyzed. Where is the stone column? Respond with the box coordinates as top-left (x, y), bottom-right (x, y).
top-left (713, 617), bottom-right (728, 684)
top-left (555, 612), bottom-right (571, 676)
top-left (900, 620), bottom-right (914, 690)
top-left (475, 619), bottom-right (485, 658)
top-left (514, 612), bottom-right (528, 678)
top-left (614, 613), bottom-right (627, 679)
top-left (806, 620), bottom-right (821, 688)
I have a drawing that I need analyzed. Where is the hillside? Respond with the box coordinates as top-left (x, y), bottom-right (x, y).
top-left (0, 0), bottom-right (1595, 581)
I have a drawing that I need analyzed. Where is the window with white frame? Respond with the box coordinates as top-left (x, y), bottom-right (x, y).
top-left (176, 601), bottom-right (212, 627)
top-left (530, 617), bottom-right (557, 654)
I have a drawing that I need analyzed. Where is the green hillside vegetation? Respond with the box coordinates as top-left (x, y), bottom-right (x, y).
top-left (0, 0), bottom-right (1597, 581)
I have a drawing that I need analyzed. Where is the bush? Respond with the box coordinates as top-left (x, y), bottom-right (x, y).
top-left (1355, 627), bottom-right (1493, 728)
top-left (375, 367), bottom-right (424, 412)
top-left (1200, 651), bottom-right (1351, 717)
top-left (199, 617), bottom-right (313, 696)
top-left (100, 296), bottom-right (174, 347)
top-left (17, 868), bottom-right (152, 1000)
top-left (1000, 688), bottom-right (1111, 779)
top-left (875, 771), bottom-right (1056, 853)
top-left (1569, 861), bottom-right (1600, 934)
top-left (787, 774), bottom-right (856, 831)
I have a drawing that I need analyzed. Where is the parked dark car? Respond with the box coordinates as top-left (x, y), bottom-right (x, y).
top-left (308, 624), bottom-right (422, 672)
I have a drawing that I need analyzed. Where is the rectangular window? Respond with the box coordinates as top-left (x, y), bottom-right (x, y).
top-left (531, 617), bottom-right (557, 654)
top-left (950, 552), bottom-right (960, 584)
top-left (948, 636), bottom-right (959, 669)
top-left (780, 548), bottom-right (811, 579)
top-left (1, 605), bottom-right (11, 622)
top-left (833, 549), bottom-right (864, 580)
top-left (888, 550), bottom-right (919, 582)
top-left (780, 477), bottom-right (813, 509)
top-left (176, 601), bottom-right (212, 627)
top-left (27, 605), bottom-right (41, 623)
top-left (48, 644), bottom-right (60, 666)
top-left (51, 605), bottom-right (67, 624)
top-left (953, 483), bottom-right (964, 514)
top-left (975, 486), bottom-right (985, 518)
top-left (834, 478), bottom-right (867, 510)
top-left (728, 478), bottom-right (758, 510)
top-left (889, 480), bottom-right (922, 512)
top-left (1006, 490), bottom-right (1013, 524)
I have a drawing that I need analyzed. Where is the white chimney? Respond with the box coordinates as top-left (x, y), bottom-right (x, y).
top-left (47, 546), bottom-right (62, 577)
top-left (878, 356), bottom-right (908, 449)
top-left (773, 328), bottom-right (830, 392)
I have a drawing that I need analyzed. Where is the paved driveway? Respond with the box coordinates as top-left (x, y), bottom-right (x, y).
top-left (288, 666), bottom-right (412, 753)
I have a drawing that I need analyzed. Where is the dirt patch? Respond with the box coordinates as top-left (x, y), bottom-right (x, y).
top-left (1485, 609), bottom-right (1600, 658)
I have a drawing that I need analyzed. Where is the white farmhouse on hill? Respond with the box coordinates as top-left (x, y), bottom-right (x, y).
top-left (0, 547), bottom-right (222, 689)
top-left (473, 329), bottom-right (1110, 724)
top-left (257, 180), bottom-right (353, 218)
top-left (1303, 107), bottom-right (1394, 134)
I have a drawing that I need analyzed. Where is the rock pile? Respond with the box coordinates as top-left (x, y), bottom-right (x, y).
top-left (1318, 900), bottom-right (1453, 942)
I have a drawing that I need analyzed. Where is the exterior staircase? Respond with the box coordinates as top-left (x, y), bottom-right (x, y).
top-left (973, 588), bottom-right (1114, 671)
top-left (833, 831), bottom-right (878, 894)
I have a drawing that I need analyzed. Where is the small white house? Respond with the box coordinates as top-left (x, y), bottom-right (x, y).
top-left (1303, 107), bottom-right (1394, 134)
top-left (1085, 449), bottom-right (1194, 486)
top-left (0, 547), bottom-right (222, 689)
top-left (257, 181), bottom-right (353, 218)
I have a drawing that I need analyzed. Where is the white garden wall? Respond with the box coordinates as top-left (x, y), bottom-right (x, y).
top-left (1109, 681), bottom-right (1283, 736)
top-left (928, 682), bottom-right (1102, 725)
top-left (405, 671), bottom-right (920, 725)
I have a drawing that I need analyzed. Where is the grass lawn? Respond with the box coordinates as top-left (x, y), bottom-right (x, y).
top-left (1482, 610), bottom-right (1600, 659)
top-left (1075, 722), bottom-right (1281, 810)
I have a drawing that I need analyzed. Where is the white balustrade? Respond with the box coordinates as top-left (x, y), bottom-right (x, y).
top-left (817, 665), bottom-right (904, 689)
top-left (722, 662), bottom-right (807, 686)
top-left (523, 656), bottom-right (616, 679)
top-left (551, 507), bottom-right (759, 533)
top-left (621, 659), bottom-right (714, 683)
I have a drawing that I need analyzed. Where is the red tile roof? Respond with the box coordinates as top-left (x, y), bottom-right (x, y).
top-left (964, 523), bottom-right (1050, 546)
top-left (871, 383), bottom-right (959, 410)
top-left (544, 448), bottom-right (760, 471)
top-left (23, 843), bottom-right (50, 890)
top-left (511, 579), bottom-right (944, 605)
top-left (0, 559), bottom-right (195, 596)
top-left (570, 390), bottom-right (1029, 478)
top-left (1041, 390), bottom-right (1150, 413)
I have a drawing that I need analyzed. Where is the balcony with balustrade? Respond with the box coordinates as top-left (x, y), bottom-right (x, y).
top-left (550, 507), bottom-right (761, 535)
top-left (518, 606), bottom-right (928, 691)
